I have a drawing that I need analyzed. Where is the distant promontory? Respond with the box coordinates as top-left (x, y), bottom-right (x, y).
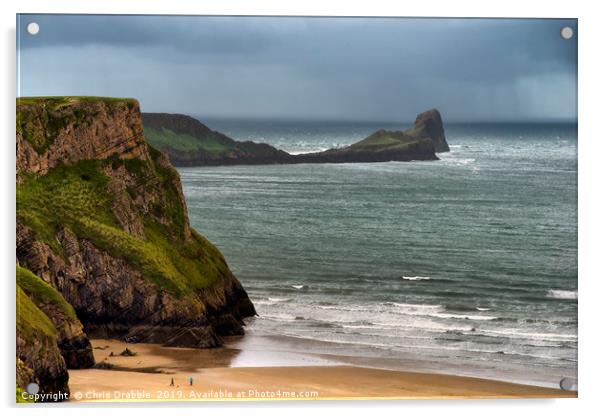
top-left (141, 109), bottom-right (449, 167)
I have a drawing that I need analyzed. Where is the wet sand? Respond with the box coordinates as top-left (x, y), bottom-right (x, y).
top-left (67, 339), bottom-right (576, 401)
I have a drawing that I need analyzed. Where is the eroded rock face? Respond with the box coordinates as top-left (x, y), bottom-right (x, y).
top-left (16, 332), bottom-right (69, 398)
top-left (16, 287), bottom-right (70, 399)
top-left (17, 263), bottom-right (95, 401)
top-left (17, 221), bottom-right (253, 349)
top-left (58, 327), bottom-right (95, 369)
top-left (409, 109), bottom-right (450, 153)
top-left (17, 98), bottom-right (149, 178)
top-left (18, 222), bottom-right (211, 340)
top-left (30, 288), bottom-right (95, 369)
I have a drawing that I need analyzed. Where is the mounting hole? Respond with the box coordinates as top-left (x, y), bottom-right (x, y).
top-left (26, 22), bottom-right (40, 35)
top-left (559, 377), bottom-right (577, 391)
top-left (26, 382), bottom-right (39, 394)
top-left (560, 26), bottom-right (573, 40)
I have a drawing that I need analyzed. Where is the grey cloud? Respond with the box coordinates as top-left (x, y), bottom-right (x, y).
top-left (17, 15), bottom-right (577, 122)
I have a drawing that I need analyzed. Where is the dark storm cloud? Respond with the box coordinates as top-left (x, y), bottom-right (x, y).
top-left (18, 15), bottom-right (288, 55)
top-left (17, 15), bottom-right (577, 121)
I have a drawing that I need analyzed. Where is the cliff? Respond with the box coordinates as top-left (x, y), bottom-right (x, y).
top-left (403, 109), bottom-right (449, 153)
top-left (16, 97), bottom-right (256, 398)
top-left (141, 113), bottom-right (293, 166)
top-left (17, 97), bottom-right (148, 177)
top-left (142, 109), bottom-right (449, 166)
top-left (17, 266), bottom-right (94, 369)
top-left (16, 279), bottom-right (70, 398)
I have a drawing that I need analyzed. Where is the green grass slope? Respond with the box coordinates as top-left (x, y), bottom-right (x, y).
top-left (144, 126), bottom-right (236, 153)
top-left (16, 283), bottom-right (69, 399)
top-left (16, 265), bottom-right (78, 321)
top-left (341, 129), bottom-right (427, 154)
top-left (16, 285), bottom-right (57, 343)
top-left (16, 147), bottom-right (229, 298)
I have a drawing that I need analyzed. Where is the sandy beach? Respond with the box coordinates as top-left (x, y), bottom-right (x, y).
top-left (67, 339), bottom-right (576, 402)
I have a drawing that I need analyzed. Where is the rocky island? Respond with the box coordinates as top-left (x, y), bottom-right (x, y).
top-left (16, 97), bottom-right (256, 399)
top-left (141, 109), bottom-right (449, 167)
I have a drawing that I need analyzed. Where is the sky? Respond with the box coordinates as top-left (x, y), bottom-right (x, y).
top-left (17, 15), bottom-right (577, 122)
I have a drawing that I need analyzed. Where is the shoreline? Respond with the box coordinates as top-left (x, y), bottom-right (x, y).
top-left (67, 339), bottom-right (576, 402)
top-left (225, 328), bottom-right (576, 389)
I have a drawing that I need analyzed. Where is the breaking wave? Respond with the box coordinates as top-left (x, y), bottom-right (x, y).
top-left (547, 290), bottom-right (577, 300)
top-left (401, 276), bottom-right (432, 281)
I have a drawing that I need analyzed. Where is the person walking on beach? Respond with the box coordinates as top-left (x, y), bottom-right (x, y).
top-left (170, 377), bottom-right (174, 387)
top-left (189, 376), bottom-right (193, 386)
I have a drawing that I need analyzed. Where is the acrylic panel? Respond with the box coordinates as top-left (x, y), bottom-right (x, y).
top-left (16, 14), bottom-right (577, 403)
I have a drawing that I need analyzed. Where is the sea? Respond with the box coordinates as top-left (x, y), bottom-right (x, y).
top-left (178, 119), bottom-right (578, 389)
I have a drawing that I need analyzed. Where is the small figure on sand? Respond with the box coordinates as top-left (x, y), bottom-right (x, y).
top-left (189, 376), bottom-right (193, 386)
top-left (170, 377), bottom-right (174, 387)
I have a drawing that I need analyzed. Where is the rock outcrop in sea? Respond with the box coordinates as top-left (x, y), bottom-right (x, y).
top-left (141, 109), bottom-right (449, 166)
top-left (16, 97), bottom-right (256, 399)
top-left (404, 109), bottom-right (449, 153)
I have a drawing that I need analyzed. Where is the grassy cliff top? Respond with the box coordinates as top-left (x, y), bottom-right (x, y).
top-left (17, 96), bottom-right (138, 107)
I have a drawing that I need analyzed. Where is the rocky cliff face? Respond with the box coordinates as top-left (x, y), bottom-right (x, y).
top-left (16, 281), bottom-right (70, 399)
top-left (404, 109), bottom-right (449, 153)
top-left (17, 97), bottom-right (148, 177)
top-left (16, 97), bottom-right (256, 398)
top-left (17, 265), bottom-right (95, 370)
top-left (142, 108), bottom-right (449, 167)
